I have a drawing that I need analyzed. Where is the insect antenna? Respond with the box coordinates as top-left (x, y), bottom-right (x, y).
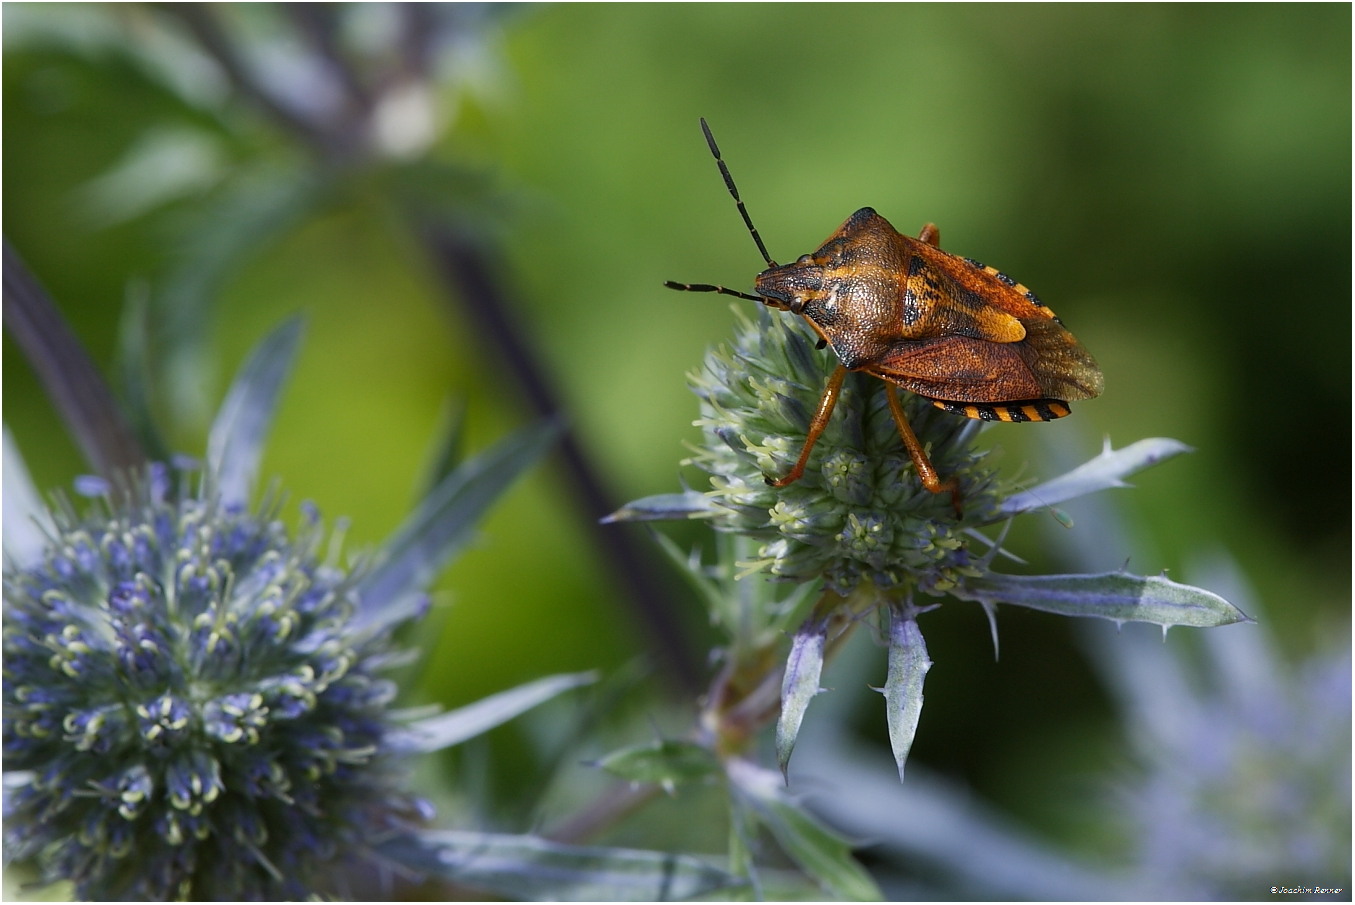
top-left (700, 117), bottom-right (776, 268)
top-left (663, 281), bottom-right (768, 304)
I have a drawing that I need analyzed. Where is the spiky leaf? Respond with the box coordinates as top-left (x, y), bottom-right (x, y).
top-left (777, 614), bottom-right (829, 780)
top-left (727, 759), bottom-right (882, 901)
top-left (353, 421), bottom-right (559, 631)
top-left (995, 438), bottom-right (1192, 521)
top-left (207, 316), bottom-right (303, 508)
top-left (380, 830), bottom-right (741, 901)
top-left (595, 739), bottom-right (721, 791)
top-left (602, 490), bottom-right (716, 523)
top-left (881, 604), bottom-right (932, 781)
top-left (957, 571), bottom-right (1250, 628)
top-left (389, 671), bottom-right (596, 754)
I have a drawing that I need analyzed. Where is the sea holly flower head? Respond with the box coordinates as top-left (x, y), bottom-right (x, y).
top-left (612, 305), bottom-right (1248, 782)
top-left (1, 317), bottom-right (627, 900)
top-left (3, 464), bottom-right (421, 900)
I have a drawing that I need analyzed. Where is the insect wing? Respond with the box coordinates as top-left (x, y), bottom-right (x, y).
top-left (867, 334), bottom-right (1046, 402)
top-left (1014, 317), bottom-right (1104, 401)
top-left (871, 316), bottom-right (1102, 405)
top-left (888, 238), bottom-right (1104, 404)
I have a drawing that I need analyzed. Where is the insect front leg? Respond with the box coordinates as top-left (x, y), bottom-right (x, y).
top-left (884, 385), bottom-right (961, 515)
top-left (768, 365), bottom-right (848, 487)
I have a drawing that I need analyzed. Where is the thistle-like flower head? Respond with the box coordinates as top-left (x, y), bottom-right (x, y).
top-left (3, 465), bottom-right (421, 900)
top-left (1, 316), bottom-right (578, 900)
top-left (610, 304), bottom-right (1246, 783)
top-left (686, 306), bottom-right (1000, 597)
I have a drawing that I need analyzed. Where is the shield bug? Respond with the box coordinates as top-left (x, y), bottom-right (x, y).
top-left (666, 118), bottom-right (1103, 513)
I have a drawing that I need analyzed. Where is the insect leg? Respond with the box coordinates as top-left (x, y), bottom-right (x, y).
top-left (884, 384), bottom-right (961, 514)
top-left (917, 223), bottom-right (941, 247)
top-left (768, 365), bottom-right (847, 487)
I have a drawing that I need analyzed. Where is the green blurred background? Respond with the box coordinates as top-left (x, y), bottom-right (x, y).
top-left (4, 1), bottom-right (1349, 863)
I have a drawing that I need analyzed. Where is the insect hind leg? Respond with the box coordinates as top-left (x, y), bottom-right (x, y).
top-left (887, 385), bottom-right (961, 514)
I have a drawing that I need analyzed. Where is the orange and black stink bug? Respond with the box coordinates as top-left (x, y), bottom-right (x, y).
top-left (666, 119), bottom-right (1103, 513)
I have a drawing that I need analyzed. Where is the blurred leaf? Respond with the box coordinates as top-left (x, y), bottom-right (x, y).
top-left (594, 739), bottom-right (720, 792)
top-left (388, 670), bottom-right (596, 755)
top-left (74, 126), bottom-right (228, 228)
top-left (3, 427), bottom-right (54, 570)
top-left (206, 316), bottom-right (303, 509)
top-left (3, 242), bottom-right (145, 477)
top-left (380, 829), bottom-right (741, 901)
top-left (777, 613), bottom-right (828, 781)
top-left (419, 395), bottom-right (469, 493)
top-left (112, 282), bottom-right (170, 463)
top-left (727, 758), bottom-right (882, 901)
top-left (957, 571), bottom-right (1252, 629)
top-left (800, 737), bottom-right (1141, 900)
top-left (352, 420), bottom-right (560, 631)
top-left (153, 166), bottom-right (326, 424)
top-left (388, 158), bottom-right (519, 230)
top-left (880, 603), bottom-right (932, 782)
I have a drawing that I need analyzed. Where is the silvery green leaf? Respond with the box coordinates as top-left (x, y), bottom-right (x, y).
top-left (3, 427), bottom-right (52, 569)
top-left (727, 758), bottom-right (883, 901)
top-left (207, 316), bottom-right (303, 509)
top-left (387, 670), bottom-right (596, 754)
top-left (380, 829), bottom-right (741, 901)
top-left (881, 605), bottom-right (932, 781)
top-left (353, 420), bottom-right (558, 631)
top-left (777, 614), bottom-right (829, 780)
top-left (995, 438), bottom-right (1192, 521)
top-left (602, 490), bottom-right (716, 523)
top-left (594, 739), bottom-right (720, 791)
top-left (956, 571), bottom-right (1251, 628)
